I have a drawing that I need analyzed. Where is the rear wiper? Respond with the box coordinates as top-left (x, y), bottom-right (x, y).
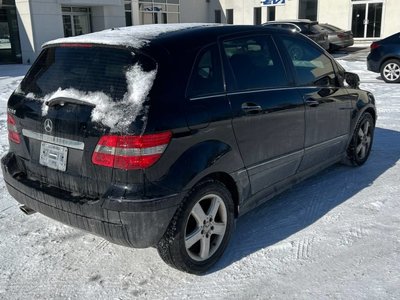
top-left (45, 97), bottom-right (95, 107)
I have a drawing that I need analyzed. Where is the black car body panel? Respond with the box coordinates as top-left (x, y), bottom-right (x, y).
top-left (367, 32), bottom-right (400, 73)
top-left (2, 25), bottom-right (376, 251)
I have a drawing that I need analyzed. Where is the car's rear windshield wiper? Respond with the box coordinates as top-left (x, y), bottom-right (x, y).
top-left (45, 97), bottom-right (96, 107)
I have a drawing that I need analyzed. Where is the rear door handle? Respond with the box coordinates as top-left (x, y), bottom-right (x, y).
top-left (241, 102), bottom-right (263, 114)
top-left (305, 98), bottom-right (320, 107)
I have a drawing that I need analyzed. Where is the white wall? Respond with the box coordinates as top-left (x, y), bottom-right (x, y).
top-left (381, 0), bottom-right (400, 37)
top-left (318, 0), bottom-right (351, 30)
top-left (91, 6), bottom-right (125, 32)
top-left (207, 0), bottom-right (299, 24)
top-left (275, 0), bottom-right (298, 20)
top-left (15, 0), bottom-right (36, 63)
top-left (179, 0), bottom-right (209, 23)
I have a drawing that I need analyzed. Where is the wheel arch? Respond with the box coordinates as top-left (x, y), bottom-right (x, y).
top-left (379, 56), bottom-right (400, 71)
top-left (198, 172), bottom-right (240, 218)
top-left (364, 107), bottom-right (377, 124)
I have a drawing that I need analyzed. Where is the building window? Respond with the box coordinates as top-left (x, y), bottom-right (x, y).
top-left (139, 0), bottom-right (179, 25)
top-left (62, 7), bottom-right (91, 37)
top-left (0, 4), bottom-right (22, 64)
top-left (267, 6), bottom-right (276, 21)
top-left (299, 0), bottom-right (318, 21)
top-left (215, 10), bottom-right (221, 23)
top-left (254, 7), bottom-right (261, 25)
top-left (226, 9), bottom-right (234, 24)
top-left (125, 1), bottom-right (132, 26)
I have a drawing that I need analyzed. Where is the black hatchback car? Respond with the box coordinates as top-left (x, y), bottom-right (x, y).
top-left (367, 32), bottom-right (400, 83)
top-left (2, 24), bottom-right (376, 274)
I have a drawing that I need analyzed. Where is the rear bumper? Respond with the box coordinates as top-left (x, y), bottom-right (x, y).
top-left (1, 152), bottom-right (180, 248)
top-left (367, 56), bottom-right (380, 73)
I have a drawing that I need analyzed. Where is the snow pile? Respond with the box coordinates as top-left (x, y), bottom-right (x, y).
top-left (92, 64), bottom-right (156, 130)
top-left (44, 23), bottom-right (215, 49)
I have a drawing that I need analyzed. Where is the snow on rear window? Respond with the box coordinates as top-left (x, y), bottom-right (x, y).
top-left (36, 65), bottom-right (156, 130)
top-left (20, 46), bottom-right (157, 131)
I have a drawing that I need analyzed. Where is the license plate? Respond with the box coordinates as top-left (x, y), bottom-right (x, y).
top-left (39, 142), bottom-right (68, 171)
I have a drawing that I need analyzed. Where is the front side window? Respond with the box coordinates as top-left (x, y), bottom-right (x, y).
top-left (223, 35), bottom-right (289, 90)
top-left (187, 45), bottom-right (224, 98)
top-left (280, 35), bottom-right (337, 87)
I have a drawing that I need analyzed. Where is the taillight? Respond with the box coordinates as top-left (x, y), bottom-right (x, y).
top-left (92, 131), bottom-right (172, 170)
top-left (60, 43), bottom-right (93, 48)
top-left (337, 33), bottom-right (346, 39)
top-left (7, 113), bottom-right (20, 144)
top-left (370, 42), bottom-right (380, 50)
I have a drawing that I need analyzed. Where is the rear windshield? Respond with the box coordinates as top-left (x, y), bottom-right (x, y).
top-left (19, 45), bottom-right (156, 102)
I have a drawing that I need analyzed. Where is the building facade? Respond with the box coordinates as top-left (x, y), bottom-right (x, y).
top-left (199, 0), bottom-right (399, 40)
top-left (1, 0), bottom-right (399, 64)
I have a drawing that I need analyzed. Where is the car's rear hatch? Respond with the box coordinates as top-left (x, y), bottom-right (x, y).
top-left (7, 44), bottom-right (157, 198)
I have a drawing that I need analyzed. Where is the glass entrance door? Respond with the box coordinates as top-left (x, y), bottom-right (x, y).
top-left (62, 7), bottom-right (91, 37)
top-left (367, 3), bottom-right (382, 38)
top-left (351, 2), bottom-right (383, 39)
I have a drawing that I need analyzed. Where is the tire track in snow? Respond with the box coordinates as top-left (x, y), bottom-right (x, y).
top-left (294, 237), bottom-right (315, 260)
top-left (340, 223), bottom-right (369, 246)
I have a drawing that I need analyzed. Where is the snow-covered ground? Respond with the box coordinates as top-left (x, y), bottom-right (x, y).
top-left (0, 48), bottom-right (399, 299)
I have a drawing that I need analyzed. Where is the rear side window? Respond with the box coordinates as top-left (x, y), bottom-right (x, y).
top-left (223, 35), bottom-right (289, 90)
top-left (187, 45), bottom-right (224, 98)
top-left (280, 35), bottom-right (337, 87)
top-left (20, 46), bottom-right (156, 102)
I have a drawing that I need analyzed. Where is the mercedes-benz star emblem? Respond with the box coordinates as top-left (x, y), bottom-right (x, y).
top-left (44, 119), bottom-right (53, 133)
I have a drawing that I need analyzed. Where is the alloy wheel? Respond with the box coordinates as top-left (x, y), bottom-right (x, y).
top-left (356, 119), bottom-right (372, 160)
top-left (184, 194), bottom-right (227, 262)
top-left (383, 63), bottom-right (400, 81)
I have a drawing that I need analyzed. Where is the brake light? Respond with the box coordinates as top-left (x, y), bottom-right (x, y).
top-left (92, 131), bottom-right (172, 170)
top-left (60, 43), bottom-right (93, 48)
top-left (7, 113), bottom-right (20, 144)
top-left (370, 42), bottom-right (380, 50)
top-left (337, 33), bottom-right (346, 39)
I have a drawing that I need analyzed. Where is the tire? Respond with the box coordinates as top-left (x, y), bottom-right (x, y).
top-left (157, 180), bottom-right (235, 274)
top-left (346, 112), bottom-right (375, 166)
top-left (380, 59), bottom-right (400, 83)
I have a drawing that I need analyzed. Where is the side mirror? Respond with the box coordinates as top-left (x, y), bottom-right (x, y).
top-left (345, 72), bottom-right (360, 89)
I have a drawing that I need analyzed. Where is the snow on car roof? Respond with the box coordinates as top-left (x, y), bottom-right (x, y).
top-left (43, 23), bottom-right (216, 49)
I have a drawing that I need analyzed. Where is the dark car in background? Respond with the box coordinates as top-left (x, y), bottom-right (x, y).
top-left (319, 23), bottom-right (354, 51)
top-left (263, 19), bottom-right (329, 50)
top-left (367, 32), bottom-right (400, 83)
top-left (2, 24), bottom-right (376, 274)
